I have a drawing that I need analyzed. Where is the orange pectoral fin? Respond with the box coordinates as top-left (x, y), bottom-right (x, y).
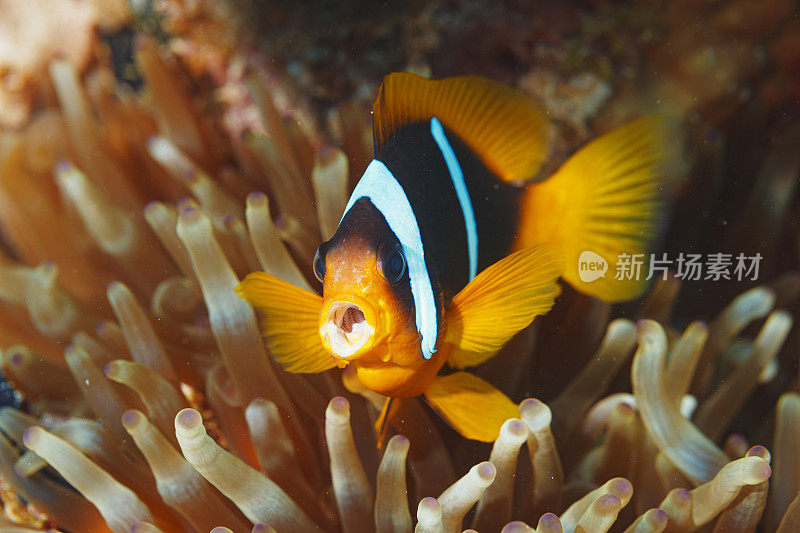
top-left (444, 243), bottom-right (563, 357)
top-left (236, 272), bottom-right (338, 373)
top-left (446, 345), bottom-right (500, 370)
top-left (424, 372), bottom-right (519, 442)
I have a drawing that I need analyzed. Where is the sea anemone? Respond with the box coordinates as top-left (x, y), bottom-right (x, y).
top-left (1, 2), bottom-right (800, 532)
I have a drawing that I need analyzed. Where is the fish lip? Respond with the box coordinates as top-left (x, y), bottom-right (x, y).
top-left (319, 295), bottom-right (378, 360)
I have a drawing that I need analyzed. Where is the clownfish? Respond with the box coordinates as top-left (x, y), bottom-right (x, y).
top-left (237, 73), bottom-right (682, 442)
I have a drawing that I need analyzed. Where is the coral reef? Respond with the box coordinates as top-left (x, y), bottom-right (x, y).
top-left (0, 1), bottom-right (799, 532)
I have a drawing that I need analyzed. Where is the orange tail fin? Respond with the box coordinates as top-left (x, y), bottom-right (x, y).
top-left (516, 116), bottom-right (686, 302)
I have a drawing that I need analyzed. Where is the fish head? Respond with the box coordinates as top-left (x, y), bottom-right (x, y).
top-left (315, 199), bottom-right (424, 367)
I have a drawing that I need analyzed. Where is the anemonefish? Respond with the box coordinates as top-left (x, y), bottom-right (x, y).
top-left (237, 73), bottom-right (682, 442)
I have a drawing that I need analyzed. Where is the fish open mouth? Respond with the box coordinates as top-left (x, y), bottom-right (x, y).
top-left (320, 301), bottom-right (375, 358)
top-left (339, 305), bottom-right (365, 333)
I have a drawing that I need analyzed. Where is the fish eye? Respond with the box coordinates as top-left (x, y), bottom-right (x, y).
top-left (313, 245), bottom-right (326, 282)
top-left (381, 245), bottom-right (406, 283)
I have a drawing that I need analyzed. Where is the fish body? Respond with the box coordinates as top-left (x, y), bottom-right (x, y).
top-left (318, 117), bottom-right (521, 397)
top-left (238, 73), bottom-right (682, 441)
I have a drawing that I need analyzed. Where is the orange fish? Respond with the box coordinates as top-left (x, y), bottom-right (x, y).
top-left (237, 73), bottom-right (682, 442)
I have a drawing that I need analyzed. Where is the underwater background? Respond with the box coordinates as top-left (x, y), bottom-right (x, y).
top-left (0, 0), bottom-right (799, 531)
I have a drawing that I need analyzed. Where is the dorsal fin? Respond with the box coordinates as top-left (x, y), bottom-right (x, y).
top-left (373, 72), bottom-right (552, 182)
